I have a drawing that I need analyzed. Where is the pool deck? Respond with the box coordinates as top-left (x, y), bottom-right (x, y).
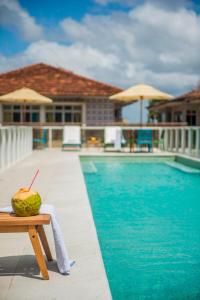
top-left (0, 149), bottom-right (174, 300)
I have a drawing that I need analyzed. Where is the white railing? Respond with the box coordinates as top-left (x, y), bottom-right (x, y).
top-left (32, 125), bottom-right (200, 158)
top-left (0, 127), bottom-right (33, 172)
top-left (161, 127), bottom-right (200, 158)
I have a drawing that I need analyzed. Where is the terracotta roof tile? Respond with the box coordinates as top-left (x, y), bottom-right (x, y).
top-left (174, 86), bottom-right (200, 102)
top-left (0, 63), bottom-right (122, 97)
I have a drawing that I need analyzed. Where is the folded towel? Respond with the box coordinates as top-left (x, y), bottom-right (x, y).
top-left (114, 128), bottom-right (122, 151)
top-left (0, 204), bottom-right (74, 275)
top-left (63, 126), bottom-right (80, 145)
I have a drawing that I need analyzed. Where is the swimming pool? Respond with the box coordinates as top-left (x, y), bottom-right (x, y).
top-left (80, 156), bottom-right (200, 300)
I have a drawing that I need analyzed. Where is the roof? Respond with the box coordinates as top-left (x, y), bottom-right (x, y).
top-left (149, 85), bottom-right (200, 111)
top-left (0, 63), bottom-right (122, 98)
top-left (174, 86), bottom-right (200, 102)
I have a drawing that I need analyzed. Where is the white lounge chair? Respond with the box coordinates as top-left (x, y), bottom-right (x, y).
top-left (104, 127), bottom-right (125, 151)
top-left (62, 126), bottom-right (81, 150)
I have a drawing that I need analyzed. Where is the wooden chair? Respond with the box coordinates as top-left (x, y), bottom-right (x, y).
top-left (0, 213), bottom-right (53, 280)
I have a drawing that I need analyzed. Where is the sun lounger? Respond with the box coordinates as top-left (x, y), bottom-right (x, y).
top-left (104, 127), bottom-right (125, 151)
top-left (62, 126), bottom-right (81, 150)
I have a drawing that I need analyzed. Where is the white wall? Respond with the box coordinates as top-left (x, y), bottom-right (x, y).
top-left (0, 127), bottom-right (33, 172)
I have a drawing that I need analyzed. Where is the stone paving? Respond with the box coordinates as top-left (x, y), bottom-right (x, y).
top-left (0, 149), bottom-right (112, 300)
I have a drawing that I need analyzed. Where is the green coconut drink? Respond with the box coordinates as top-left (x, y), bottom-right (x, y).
top-left (12, 188), bottom-right (42, 217)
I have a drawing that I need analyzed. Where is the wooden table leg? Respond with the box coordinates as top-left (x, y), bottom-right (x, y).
top-left (28, 225), bottom-right (49, 280)
top-left (37, 225), bottom-right (53, 261)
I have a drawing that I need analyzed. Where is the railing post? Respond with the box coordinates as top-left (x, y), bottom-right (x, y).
top-left (175, 129), bottom-right (179, 152)
top-left (48, 128), bottom-right (52, 148)
top-left (158, 129), bottom-right (162, 151)
top-left (169, 129), bottom-right (173, 152)
top-left (7, 128), bottom-right (12, 168)
top-left (12, 127), bottom-right (17, 163)
top-left (188, 128), bottom-right (193, 156)
top-left (164, 129), bottom-right (168, 151)
top-left (4, 129), bottom-right (8, 168)
top-left (195, 128), bottom-right (200, 157)
top-left (181, 128), bottom-right (186, 154)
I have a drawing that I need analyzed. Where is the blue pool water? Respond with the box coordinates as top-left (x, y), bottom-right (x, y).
top-left (81, 157), bottom-right (200, 300)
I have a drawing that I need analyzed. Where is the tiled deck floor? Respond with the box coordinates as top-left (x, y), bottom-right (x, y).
top-left (0, 149), bottom-right (112, 300)
top-left (0, 148), bottom-right (175, 300)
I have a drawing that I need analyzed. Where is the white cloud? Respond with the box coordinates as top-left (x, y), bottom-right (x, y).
top-left (1, 1), bottom-right (200, 121)
top-left (0, 40), bottom-right (119, 77)
top-left (60, 3), bottom-right (200, 91)
top-left (0, 0), bottom-right (43, 41)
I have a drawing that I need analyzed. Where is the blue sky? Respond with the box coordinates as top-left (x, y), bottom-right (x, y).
top-left (0, 0), bottom-right (200, 122)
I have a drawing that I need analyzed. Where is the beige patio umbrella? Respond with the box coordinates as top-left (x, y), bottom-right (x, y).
top-left (0, 87), bottom-right (52, 122)
top-left (0, 87), bottom-right (52, 104)
top-left (110, 83), bottom-right (173, 124)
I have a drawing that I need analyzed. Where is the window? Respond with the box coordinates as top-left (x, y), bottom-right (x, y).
top-left (65, 113), bottom-right (72, 122)
top-left (3, 105), bottom-right (40, 123)
top-left (3, 105), bottom-right (21, 123)
top-left (55, 112), bottom-right (62, 122)
top-left (46, 112), bottom-right (54, 122)
top-left (187, 110), bottom-right (196, 126)
top-left (73, 112), bottom-right (81, 123)
top-left (174, 111), bottom-right (183, 123)
top-left (45, 105), bottom-right (82, 123)
top-left (13, 112), bottom-right (21, 122)
top-left (4, 111), bottom-right (12, 122)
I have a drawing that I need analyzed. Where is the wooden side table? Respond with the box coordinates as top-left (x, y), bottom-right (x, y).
top-left (0, 213), bottom-right (53, 280)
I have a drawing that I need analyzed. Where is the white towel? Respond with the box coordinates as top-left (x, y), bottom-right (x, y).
top-left (105, 127), bottom-right (121, 144)
top-left (63, 126), bottom-right (80, 145)
top-left (114, 128), bottom-right (122, 151)
top-left (0, 204), bottom-right (74, 275)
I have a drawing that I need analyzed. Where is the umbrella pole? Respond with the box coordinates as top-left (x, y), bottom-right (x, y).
top-left (140, 96), bottom-right (143, 126)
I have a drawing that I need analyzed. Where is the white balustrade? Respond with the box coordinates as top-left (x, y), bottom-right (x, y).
top-left (0, 126), bottom-right (33, 172)
top-left (30, 125), bottom-right (200, 159)
top-left (1, 125), bottom-right (200, 173)
top-left (160, 127), bottom-right (200, 158)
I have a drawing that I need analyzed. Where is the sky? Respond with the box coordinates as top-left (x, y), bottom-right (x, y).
top-left (0, 0), bottom-right (200, 122)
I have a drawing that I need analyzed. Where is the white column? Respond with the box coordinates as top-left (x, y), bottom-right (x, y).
top-left (175, 129), bottom-right (179, 152)
top-left (12, 127), bottom-right (17, 163)
top-left (163, 129), bottom-right (168, 151)
top-left (195, 128), bottom-right (200, 157)
top-left (16, 127), bottom-right (20, 161)
top-left (169, 129), bottom-right (173, 151)
top-left (7, 128), bottom-right (12, 168)
top-left (158, 129), bottom-right (162, 150)
top-left (181, 128), bottom-right (186, 154)
top-left (188, 128), bottom-right (193, 156)
top-left (48, 128), bottom-right (52, 148)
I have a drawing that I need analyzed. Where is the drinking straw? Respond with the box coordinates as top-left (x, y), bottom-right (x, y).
top-left (28, 169), bottom-right (39, 191)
